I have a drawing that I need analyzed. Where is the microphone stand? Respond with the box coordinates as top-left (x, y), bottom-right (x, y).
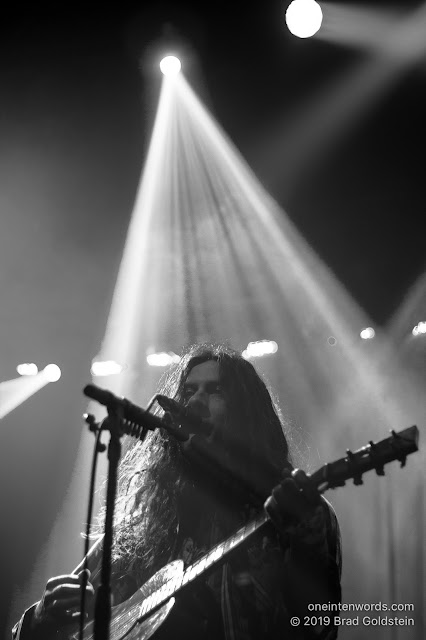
top-left (91, 405), bottom-right (149, 640)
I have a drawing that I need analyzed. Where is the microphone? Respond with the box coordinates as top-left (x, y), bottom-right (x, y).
top-left (83, 384), bottom-right (188, 441)
top-left (156, 394), bottom-right (206, 431)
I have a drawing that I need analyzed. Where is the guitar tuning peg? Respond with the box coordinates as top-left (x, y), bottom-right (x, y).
top-left (368, 440), bottom-right (385, 476)
top-left (346, 449), bottom-right (363, 486)
top-left (389, 430), bottom-right (408, 467)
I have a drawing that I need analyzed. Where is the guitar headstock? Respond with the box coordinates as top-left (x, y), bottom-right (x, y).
top-left (310, 426), bottom-right (419, 493)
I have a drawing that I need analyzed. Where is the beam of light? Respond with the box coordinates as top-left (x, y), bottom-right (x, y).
top-left (0, 374), bottom-right (49, 419)
top-left (285, 0), bottom-right (323, 39)
top-left (0, 364), bottom-right (62, 418)
top-left (16, 363), bottom-right (39, 376)
top-left (318, 2), bottom-right (426, 62)
top-left (87, 75), bottom-right (176, 409)
top-left (360, 327), bottom-right (375, 340)
top-left (160, 55), bottom-right (182, 76)
top-left (258, 2), bottom-right (426, 194)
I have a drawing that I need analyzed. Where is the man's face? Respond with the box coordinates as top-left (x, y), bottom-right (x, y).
top-left (182, 360), bottom-right (227, 440)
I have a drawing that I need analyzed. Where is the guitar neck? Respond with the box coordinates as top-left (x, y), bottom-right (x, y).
top-left (182, 511), bottom-right (268, 586)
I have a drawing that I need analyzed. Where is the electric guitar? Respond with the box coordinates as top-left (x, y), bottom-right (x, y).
top-left (65, 425), bottom-right (418, 640)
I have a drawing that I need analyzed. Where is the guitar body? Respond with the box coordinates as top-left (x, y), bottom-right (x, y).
top-left (68, 561), bottom-right (184, 640)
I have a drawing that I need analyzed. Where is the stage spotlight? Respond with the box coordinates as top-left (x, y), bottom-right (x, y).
top-left (160, 56), bottom-right (182, 76)
top-left (147, 352), bottom-right (181, 367)
top-left (285, 0), bottom-right (323, 38)
top-left (360, 327), bottom-right (375, 340)
top-left (16, 363), bottom-right (38, 376)
top-left (91, 360), bottom-right (124, 376)
top-left (242, 340), bottom-right (278, 359)
top-left (43, 364), bottom-right (61, 382)
top-left (412, 321), bottom-right (426, 336)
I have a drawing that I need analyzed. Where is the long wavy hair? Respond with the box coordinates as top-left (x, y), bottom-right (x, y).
top-left (99, 344), bottom-right (292, 579)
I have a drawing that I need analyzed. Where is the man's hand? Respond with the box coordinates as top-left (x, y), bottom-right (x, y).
top-left (264, 469), bottom-right (327, 547)
top-left (32, 569), bottom-right (94, 630)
